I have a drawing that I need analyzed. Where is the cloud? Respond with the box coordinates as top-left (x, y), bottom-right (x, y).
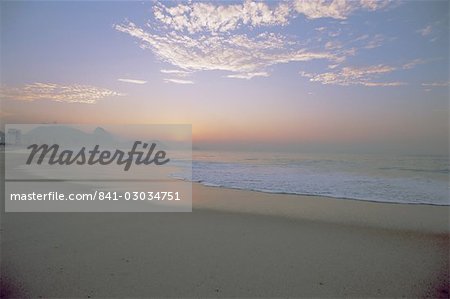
top-left (402, 59), bottom-right (425, 70)
top-left (325, 40), bottom-right (343, 50)
top-left (161, 69), bottom-right (193, 83)
top-left (422, 81), bottom-right (450, 87)
top-left (227, 72), bottom-right (269, 79)
top-left (118, 78), bottom-right (147, 84)
top-left (115, 21), bottom-right (341, 79)
top-left (115, 1), bottom-right (397, 82)
top-left (301, 58), bottom-right (425, 87)
top-left (362, 81), bottom-right (405, 87)
top-left (301, 64), bottom-right (405, 86)
top-left (417, 25), bottom-right (432, 36)
top-left (160, 69), bottom-right (192, 76)
top-left (0, 83), bottom-right (123, 104)
top-left (293, 0), bottom-right (391, 20)
top-left (153, 0), bottom-right (290, 34)
top-left (152, 0), bottom-right (393, 34)
top-left (164, 78), bottom-right (194, 84)
top-left (364, 34), bottom-right (385, 49)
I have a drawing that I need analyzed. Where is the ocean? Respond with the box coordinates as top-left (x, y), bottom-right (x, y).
top-left (173, 150), bottom-right (449, 206)
top-left (6, 147), bottom-right (449, 206)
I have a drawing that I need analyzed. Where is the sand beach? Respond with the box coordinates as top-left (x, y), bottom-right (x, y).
top-left (1, 183), bottom-right (448, 298)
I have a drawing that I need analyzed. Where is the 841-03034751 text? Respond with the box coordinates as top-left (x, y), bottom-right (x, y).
top-left (10, 191), bottom-right (183, 201)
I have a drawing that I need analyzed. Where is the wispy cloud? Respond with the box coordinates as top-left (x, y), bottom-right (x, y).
top-left (153, 1), bottom-right (290, 33)
top-left (417, 25), bottom-right (432, 36)
top-left (160, 69), bottom-right (192, 76)
top-left (294, 0), bottom-right (391, 20)
top-left (361, 81), bottom-right (405, 87)
top-left (164, 78), bottom-right (194, 84)
top-left (364, 34), bottom-right (385, 49)
top-left (115, 0), bottom-right (405, 84)
top-left (161, 69), bottom-right (194, 84)
top-left (115, 21), bottom-right (341, 80)
top-left (0, 83), bottom-right (123, 104)
top-left (301, 64), bottom-right (406, 87)
top-left (402, 59), bottom-right (425, 70)
top-left (422, 81), bottom-right (450, 87)
top-left (152, 0), bottom-right (393, 35)
top-left (117, 78), bottom-right (147, 84)
top-left (227, 72), bottom-right (269, 79)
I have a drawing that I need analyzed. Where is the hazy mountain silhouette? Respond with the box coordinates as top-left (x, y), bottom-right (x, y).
top-left (23, 126), bottom-right (117, 146)
top-left (93, 127), bottom-right (115, 144)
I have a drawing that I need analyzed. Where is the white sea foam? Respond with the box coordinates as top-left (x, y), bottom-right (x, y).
top-left (172, 151), bottom-right (449, 205)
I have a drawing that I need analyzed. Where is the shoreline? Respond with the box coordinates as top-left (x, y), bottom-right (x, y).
top-left (190, 180), bottom-right (450, 207)
top-left (192, 183), bottom-right (450, 234)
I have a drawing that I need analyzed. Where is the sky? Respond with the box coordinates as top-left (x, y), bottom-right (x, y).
top-left (0, 0), bottom-right (449, 155)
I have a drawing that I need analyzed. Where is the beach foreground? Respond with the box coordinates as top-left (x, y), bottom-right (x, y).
top-left (1, 183), bottom-right (449, 298)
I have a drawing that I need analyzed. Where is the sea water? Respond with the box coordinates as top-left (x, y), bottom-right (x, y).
top-left (8, 148), bottom-right (449, 206)
top-left (172, 150), bottom-right (449, 205)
